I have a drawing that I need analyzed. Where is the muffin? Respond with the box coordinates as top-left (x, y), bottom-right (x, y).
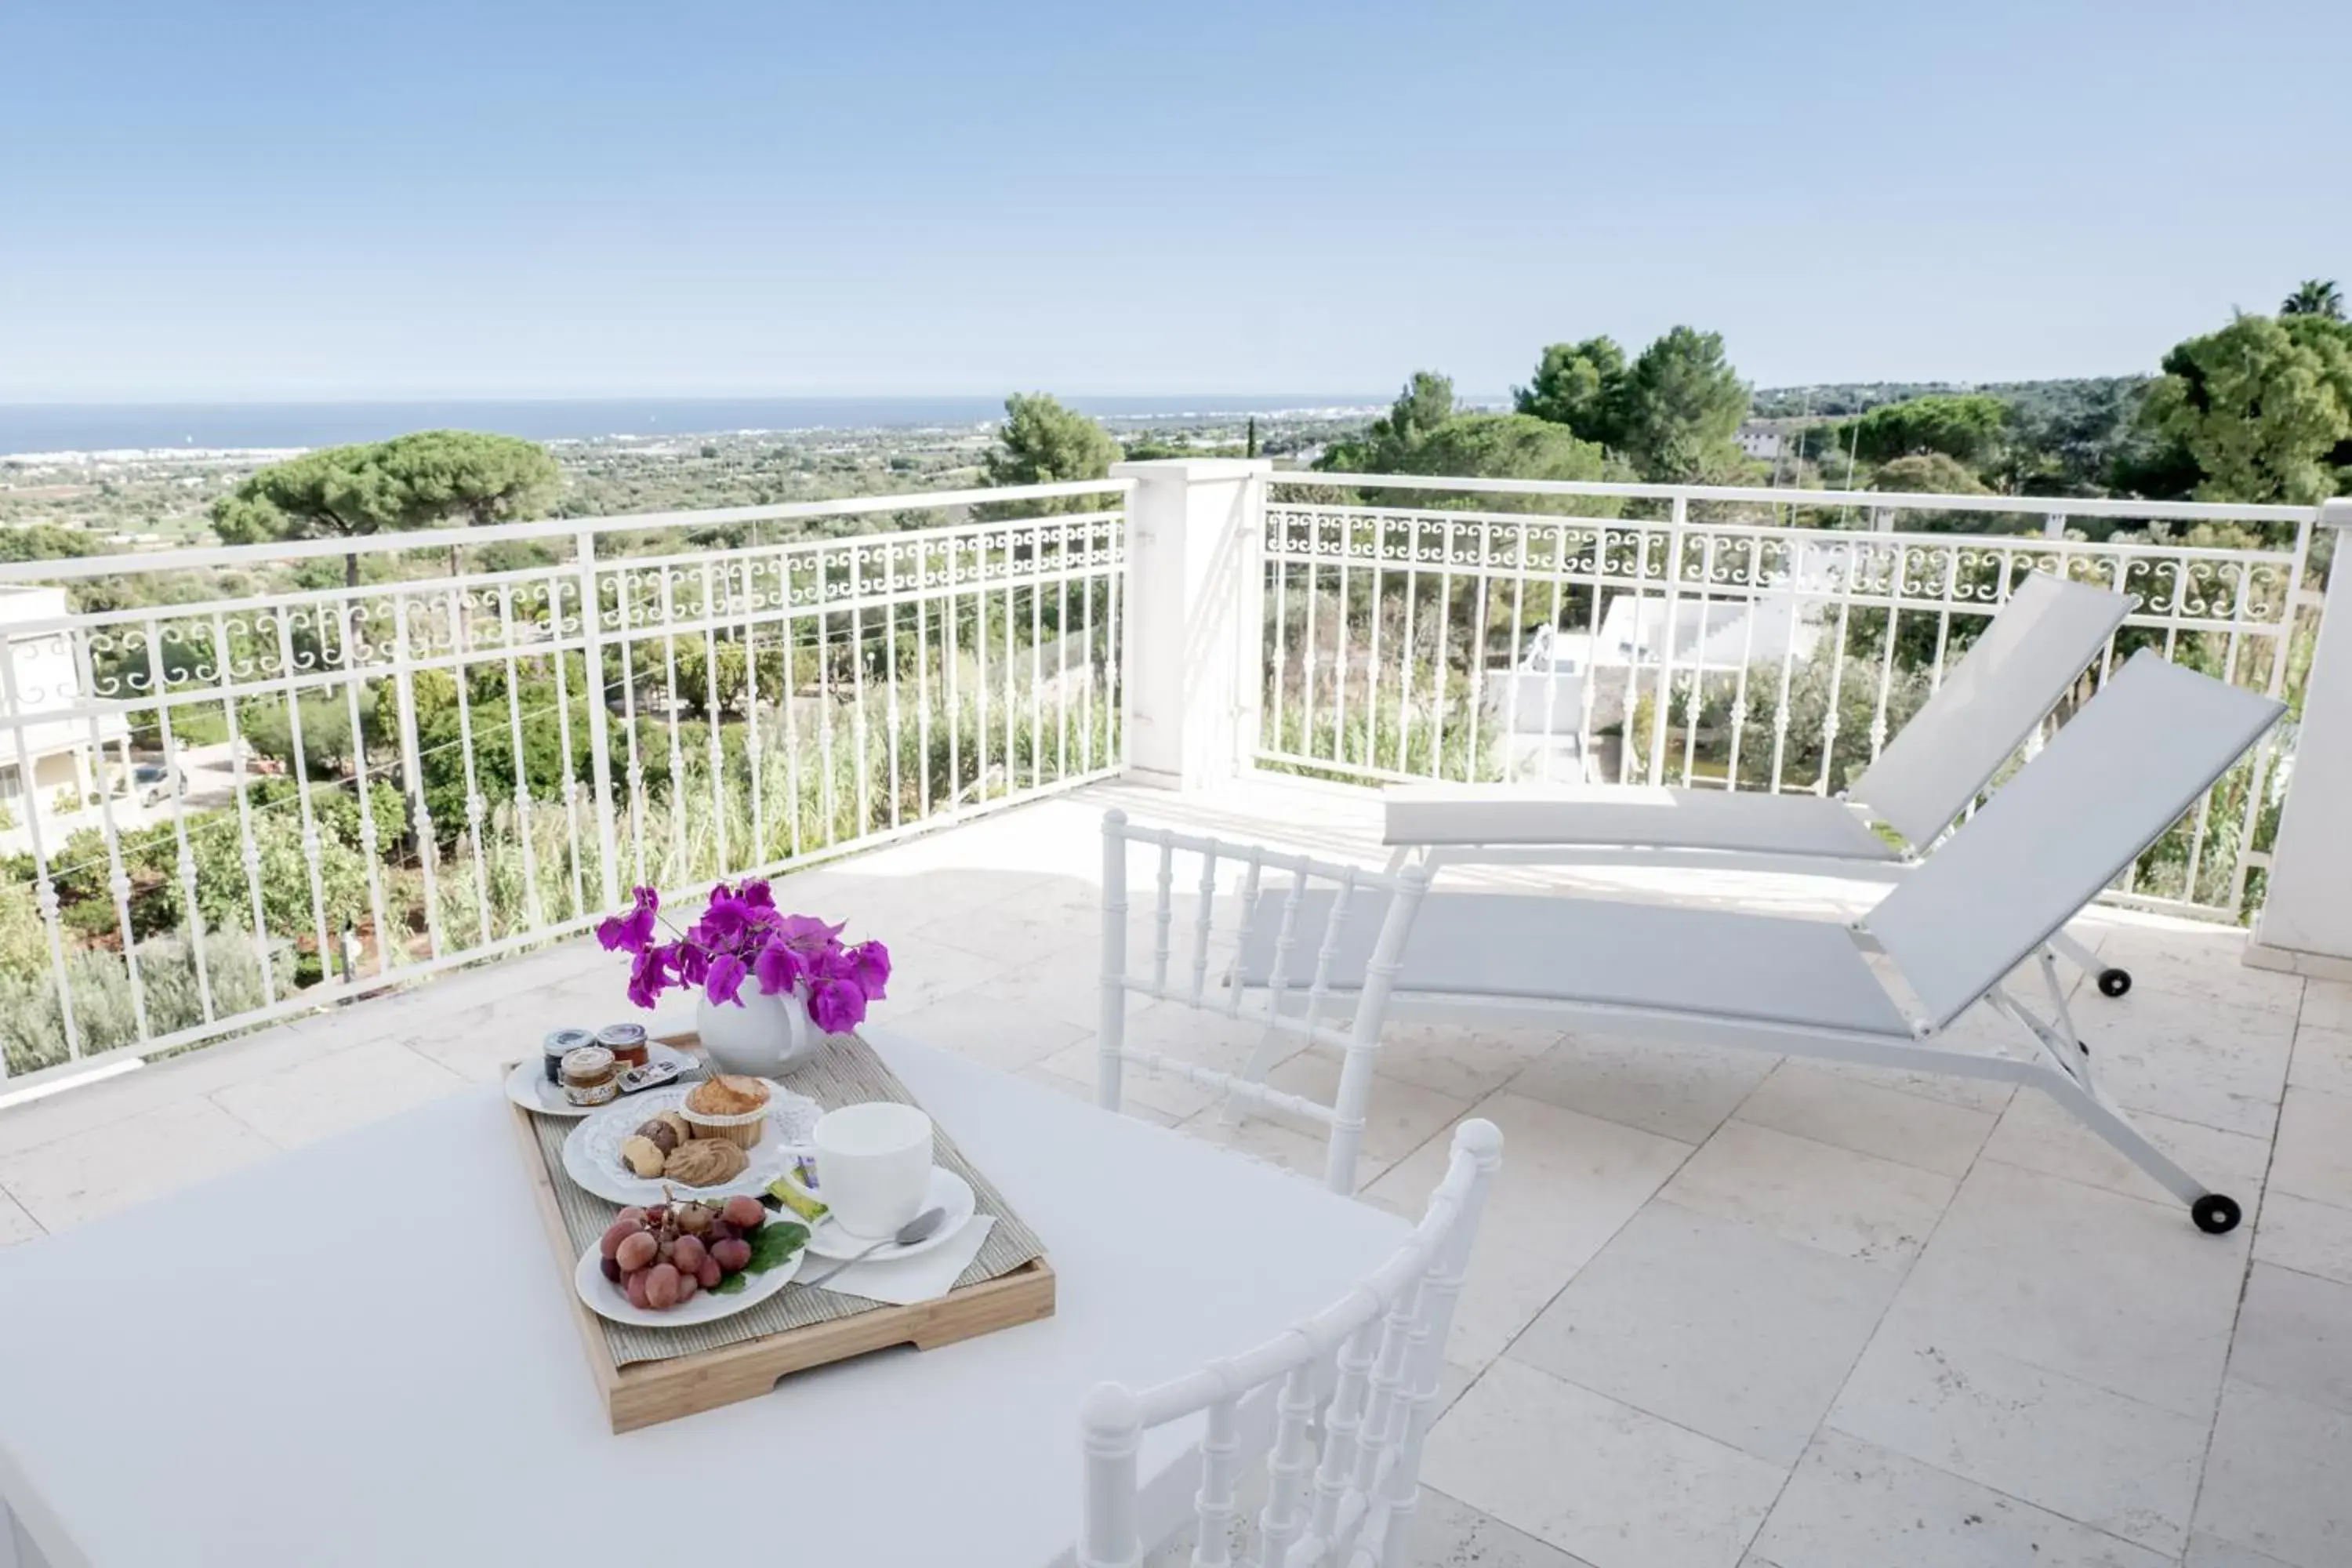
top-left (681, 1075), bottom-right (771, 1149)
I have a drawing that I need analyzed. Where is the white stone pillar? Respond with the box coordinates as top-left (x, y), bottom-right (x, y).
top-left (1112, 458), bottom-right (1270, 791)
top-left (2250, 501), bottom-right (2352, 978)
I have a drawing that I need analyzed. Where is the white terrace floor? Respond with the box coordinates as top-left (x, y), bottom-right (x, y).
top-left (3, 776), bottom-right (2349, 1568)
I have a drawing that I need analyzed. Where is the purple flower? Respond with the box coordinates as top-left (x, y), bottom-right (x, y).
top-left (774, 913), bottom-right (847, 955)
top-left (601, 876), bottom-right (886, 1024)
top-left (848, 940), bottom-right (891, 1000)
top-left (597, 886), bottom-right (659, 955)
top-left (625, 946), bottom-right (669, 1010)
top-left (805, 975), bottom-right (868, 1034)
top-left (751, 938), bottom-right (805, 997)
top-left (703, 950), bottom-right (749, 1007)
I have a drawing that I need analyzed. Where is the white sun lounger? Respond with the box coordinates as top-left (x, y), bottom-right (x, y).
top-left (1242, 651), bottom-right (2284, 1233)
top-left (1383, 570), bottom-right (2139, 993)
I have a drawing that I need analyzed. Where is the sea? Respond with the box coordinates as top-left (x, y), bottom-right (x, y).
top-left (0, 395), bottom-right (1381, 458)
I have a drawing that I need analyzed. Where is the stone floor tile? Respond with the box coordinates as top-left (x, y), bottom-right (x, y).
top-left (1886, 1158), bottom-right (2244, 1418)
top-left (1376, 1022), bottom-right (1564, 1103)
top-left (1977, 1087), bottom-right (2270, 1209)
top-left (2099, 952), bottom-right (2303, 1020)
top-left (2091, 1006), bottom-right (2296, 1138)
top-left (1508, 1034), bottom-right (1777, 1144)
top-left (1657, 1120), bottom-right (1955, 1268)
top-left (2286, 1025), bottom-right (2352, 1098)
top-left (847, 928), bottom-right (1003, 1012)
top-left (0, 1189), bottom-right (42, 1247)
top-left (906, 894), bottom-right (1098, 971)
top-left (0, 1018), bottom-right (338, 1158)
top-left (2296, 978), bottom-right (2352, 1033)
top-left (1262, 1051), bottom-right (1474, 1164)
top-left (981, 947), bottom-right (1116, 1034)
top-left (2251, 1191), bottom-right (2352, 1288)
top-left (1806, 1018), bottom-right (2020, 1113)
top-left (1409, 1487), bottom-right (1599, 1568)
top-left (1828, 1316), bottom-right (2207, 1557)
top-left (1040, 1039), bottom-right (1224, 1120)
top-left (1423, 1359), bottom-right (1785, 1568)
top-left (1751, 1428), bottom-right (2172, 1568)
top-left (2225, 1262), bottom-right (2352, 1415)
top-left (1365, 1094), bottom-right (1691, 1370)
top-left (1733, 1061), bottom-right (1998, 1178)
top-left (1171, 1101), bottom-right (1402, 1192)
top-left (2183, 1532), bottom-right (2303, 1567)
top-left (2270, 1087), bottom-right (2352, 1207)
top-left (2193, 1378), bottom-right (2352, 1568)
top-left (1510, 1200), bottom-right (1902, 1464)
top-left (0, 1098), bottom-right (279, 1231)
top-left (875, 991), bottom-right (1089, 1075)
top-left (209, 1040), bottom-right (470, 1150)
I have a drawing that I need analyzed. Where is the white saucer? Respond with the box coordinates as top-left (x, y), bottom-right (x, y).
top-left (572, 1227), bottom-right (806, 1327)
top-left (505, 1044), bottom-right (695, 1119)
top-left (804, 1167), bottom-right (978, 1262)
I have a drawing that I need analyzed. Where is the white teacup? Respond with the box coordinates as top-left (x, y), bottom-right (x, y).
top-left (811, 1102), bottom-right (935, 1240)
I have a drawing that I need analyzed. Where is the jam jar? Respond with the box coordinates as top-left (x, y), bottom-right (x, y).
top-left (561, 1046), bottom-right (620, 1108)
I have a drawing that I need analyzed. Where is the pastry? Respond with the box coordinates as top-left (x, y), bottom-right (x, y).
top-left (686, 1076), bottom-right (769, 1117)
top-left (663, 1137), bottom-right (750, 1187)
top-left (633, 1115), bottom-right (683, 1156)
top-left (619, 1134), bottom-right (667, 1178)
top-left (681, 1075), bottom-right (771, 1149)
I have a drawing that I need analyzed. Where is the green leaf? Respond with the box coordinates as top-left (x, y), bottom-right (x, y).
top-left (745, 1221), bottom-right (809, 1276)
top-left (713, 1271), bottom-right (747, 1295)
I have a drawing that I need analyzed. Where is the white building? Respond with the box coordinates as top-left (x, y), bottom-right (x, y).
top-left (0, 586), bottom-right (132, 811)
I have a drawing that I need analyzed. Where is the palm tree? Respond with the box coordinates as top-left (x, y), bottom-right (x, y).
top-left (2281, 278), bottom-right (2345, 320)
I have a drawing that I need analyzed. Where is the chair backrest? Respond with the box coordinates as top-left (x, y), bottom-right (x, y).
top-left (1078, 1119), bottom-right (1502, 1568)
top-left (1098, 809), bottom-right (1431, 1195)
top-left (1848, 570), bottom-right (2129, 848)
top-left (1864, 651), bottom-right (2285, 1028)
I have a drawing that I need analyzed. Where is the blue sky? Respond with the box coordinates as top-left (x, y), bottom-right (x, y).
top-left (2, 1), bottom-right (2343, 401)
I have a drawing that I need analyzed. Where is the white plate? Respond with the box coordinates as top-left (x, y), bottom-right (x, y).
top-left (804, 1167), bottom-right (977, 1262)
top-left (505, 1044), bottom-right (695, 1120)
top-left (572, 1225), bottom-right (808, 1328)
top-left (561, 1083), bottom-right (822, 1204)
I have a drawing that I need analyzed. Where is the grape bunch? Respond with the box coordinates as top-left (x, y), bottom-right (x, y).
top-left (598, 1194), bottom-right (767, 1310)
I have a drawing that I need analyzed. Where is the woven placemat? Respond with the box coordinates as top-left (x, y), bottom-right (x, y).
top-left (527, 1033), bottom-right (1047, 1367)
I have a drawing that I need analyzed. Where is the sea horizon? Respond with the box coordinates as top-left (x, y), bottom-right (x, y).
top-left (0, 394), bottom-right (1391, 459)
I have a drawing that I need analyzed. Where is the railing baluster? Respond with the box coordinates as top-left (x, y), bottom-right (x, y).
top-left (333, 597), bottom-right (393, 975)
top-left (495, 583), bottom-right (546, 932)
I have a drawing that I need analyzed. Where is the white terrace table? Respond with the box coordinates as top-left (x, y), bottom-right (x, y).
top-left (0, 1029), bottom-right (1408, 1568)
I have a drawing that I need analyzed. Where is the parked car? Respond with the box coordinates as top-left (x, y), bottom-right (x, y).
top-left (133, 762), bottom-right (183, 806)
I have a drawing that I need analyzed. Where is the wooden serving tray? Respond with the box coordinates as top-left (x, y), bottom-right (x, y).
top-left (505, 1075), bottom-right (1056, 1433)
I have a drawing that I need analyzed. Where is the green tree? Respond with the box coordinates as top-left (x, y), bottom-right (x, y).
top-left (1843, 394), bottom-right (2009, 469)
top-left (1872, 452), bottom-right (1989, 495)
top-left (2147, 314), bottom-right (2352, 503)
top-left (211, 444), bottom-right (408, 588)
top-left (2281, 279), bottom-right (2345, 320)
top-left (1383, 413), bottom-right (1610, 488)
top-left (1323, 372), bottom-right (1460, 472)
top-left (983, 394), bottom-right (1120, 514)
top-left (1513, 337), bottom-right (1628, 447)
top-left (373, 430), bottom-right (561, 577)
top-left (210, 431), bottom-right (561, 586)
top-left (1612, 327), bottom-right (1750, 481)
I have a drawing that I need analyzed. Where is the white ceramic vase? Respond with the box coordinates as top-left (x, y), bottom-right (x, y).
top-left (696, 985), bottom-right (819, 1078)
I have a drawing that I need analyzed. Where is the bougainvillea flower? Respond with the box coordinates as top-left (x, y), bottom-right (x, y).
top-left (702, 950), bottom-right (749, 1007)
top-left (597, 885), bottom-right (660, 955)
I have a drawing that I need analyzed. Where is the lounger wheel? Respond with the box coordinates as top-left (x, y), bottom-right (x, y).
top-left (2191, 1193), bottom-right (2241, 1235)
top-left (2096, 967), bottom-right (2132, 999)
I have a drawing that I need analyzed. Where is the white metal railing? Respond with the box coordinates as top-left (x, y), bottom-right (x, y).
top-left (1258, 474), bottom-right (2322, 921)
top-left (0, 480), bottom-right (1128, 1082)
